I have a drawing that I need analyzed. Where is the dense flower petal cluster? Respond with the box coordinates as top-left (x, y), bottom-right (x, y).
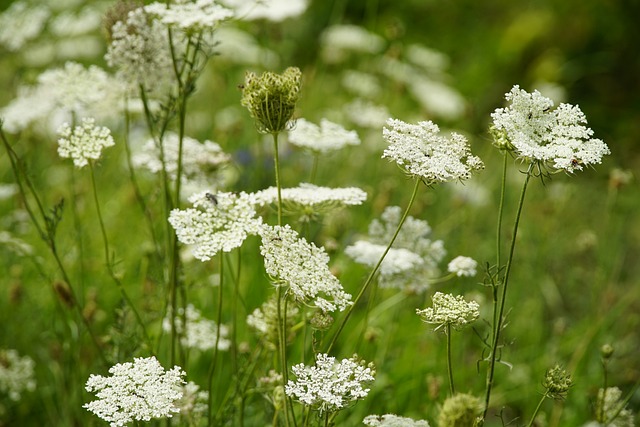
top-left (491, 85), bottom-right (610, 172)
top-left (285, 353), bottom-right (375, 414)
top-left (162, 304), bottom-right (230, 351)
top-left (363, 414), bottom-right (430, 426)
top-left (145, 0), bottom-right (233, 31)
top-left (0, 349), bottom-right (36, 401)
top-left (288, 118), bottom-right (360, 153)
top-left (57, 118), bottom-right (115, 168)
top-left (382, 118), bottom-right (484, 184)
top-left (447, 256), bottom-right (478, 277)
top-left (346, 206), bottom-right (446, 293)
top-left (417, 292), bottom-right (480, 331)
top-left (169, 191), bottom-right (262, 261)
top-left (259, 224), bottom-right (352, 312)
top-left (241, 67), bottom-right (302, 133)
top-left (83, 356), bottom-right (186, 427)
top-left (438, 393), bottom-right (482, 427)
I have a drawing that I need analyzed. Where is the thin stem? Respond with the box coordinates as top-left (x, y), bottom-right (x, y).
top-left (272, 132), bottom-right (283, 226)
top-left (446, 324), bottom-right (455, 396)
top-left (496, 153), bottom-right (508, 270)
top-left (482, 163), bottom-right (534, 421)
top-left (208, 253), bottom-right (225, 427)
top-left (326, 177), bottom-right (421, 354)
top-left (276, 285), bottom-right (291, 427)
top-left (309, 153), bottom-right (319, 183)
top-left (526, 393), bottom-right (548, 427)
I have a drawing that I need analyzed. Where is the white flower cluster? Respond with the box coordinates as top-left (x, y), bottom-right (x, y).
top-left (320, 24), bottom-right (385, 63)
top-left (259, 224), bottom-right (352, 313)
top-left (447, 256), bottom-right (478, 277)
top-left (363, 414), bottom-right (430, 426)
top-left (105, 7), bottom-right (173, 91)
top-left (288, 118), bottom-right (361, 153)
top-left (285, 353), bottom-right (375, 414)
top-left (344, 99), bottom-right (390, 129)
top-left (383, 118), bottom-right (484, 184)
top-left (346, 206), bottom-right (446, 293)
top-left (174, 381), bottom-right (209, 424)
top-left (0, 349), bottom-right (36, 401)
top-left (220, 0), bottom-right (309, 22)
top-left (133, 132), bottom-right (231, 194)
top-left (593, 387), bottom-right (635, 427)
top-left (491, 85), bottom-right (610, 172)
top-left (416, 292), bottom-right (480, 331)
top-left (254, 183), bottom-right (367, 216)
top-left (1, 62), bottom-right (123, 133)
top-left (145, 0), bottom-right (234, 31)
top-left (57, 118), bottom-right (115, 168)
top-left (0, 1), bottom-right (50, 51)
top-left (83, 356), bottom-right (186, 427)
top-left (169, 191), bottom-right (262, 261)
top-left (162, 304), bottom-right (230, 351)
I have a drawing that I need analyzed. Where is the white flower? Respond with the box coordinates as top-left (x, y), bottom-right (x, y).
top-left (344, 99), bottom-right (390, 129)
top-left (173, 381), bottom-right (209, 424)
top-left (57, 118), bottom-right (115, 168)
top-left (254, 183), bottom-right (367, 216)
top-left (83, 356), bottom-right (186, 427)
top-left (594, 387), bottom-right (635, 427)
top-left (447, 256), bottom-right (478, 277)
top-left (416, 292), bottom-right (480, 331)
top-left (320, 24), bottom-right (385, 63)
top-left (0, 2), bottom-right (50, 51)
top-left (0, 349), bottom-right (36, 401)
top-left (162, 304), bottom-right (230, 351)
top-left (285, 353), bottom-right (375, 414)
top-left (491, 85), bottom-right (610, 172)
top-left (145, 0), bottom-right (234, 31)
top-left (341, 70), bottom-right (381, 98)
top-left (288, 118), bottom-right (360, 153)
top-left (345, 241), bottom-right (424, 276)
top-left (169, 191), bottom-right (263, 261)
top-left (363, 414), bottom-right (431, 426)
top-left (383, 118), bottom-right (484, 184)
top-left (220, 0), bottom-right (309, 22)
top-left (259, 224), bottom-right (352, 312)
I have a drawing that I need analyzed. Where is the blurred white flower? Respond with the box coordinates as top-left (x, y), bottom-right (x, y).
top-left (341, 70), bottom-right (381, 98)
top-left (364, 414), bottom-right (431, 427)
top-left (162, 304), bottom-right (230, 351)
top-left (83, 356), bottom-right (186, 427)
top-left (57, 118), bottom-right (115, 168)
top-left (221, 0), bottom-right (308, 21)
top-left (0, 349), bottom-right (36, 401)
top-left (447, 256), bottom-right (478, 277)
top-left (288, 118), bottom-right (361, 153)
top-left (344, 99), bottom-right (390, 129)
top-left (491, 85), bottom-right (610, 173)
top-left (417, 292), bottom-right (480, 331)
top-left (215, 27), bottom-right (279, 67)
top-left (285, 353), bottom-right (375, 414)
top-left (145, 0), bottom-right (234, 31)
top-left (0, 2), bottom-right (50, 51)
top-left (320, 25), bottom-right (385, 63)
top-left (593, 387), bottom-right (635, 427)
top-left (383, 118), bottom-right (484, 184)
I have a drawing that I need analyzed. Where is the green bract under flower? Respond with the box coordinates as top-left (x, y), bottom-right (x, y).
top-left (241, 67), bottom-right (301, 133)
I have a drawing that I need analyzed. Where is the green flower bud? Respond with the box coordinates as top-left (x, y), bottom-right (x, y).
top-left (601, 344), bottom-right (614, 360)
top-left (543, 365), bottom-right (572, 400)
top-left (438, 393), bottom-right (482, 427)
top-left (241, 67), bottom-right (301, 134)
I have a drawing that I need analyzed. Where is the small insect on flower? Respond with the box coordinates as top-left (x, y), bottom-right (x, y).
top-left (205, 192), bottom-right (218, 205)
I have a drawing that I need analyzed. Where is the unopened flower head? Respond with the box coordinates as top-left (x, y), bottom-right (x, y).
top-left (254, 183), bottom-right (367, 219)
top-left (162, 304), bottom-right (230, 351)
top-left (447, 256), bottom-right (478, 277)
top-left (259, 224), bottom-right (352, 313)
top-left (438, 393), bottom-right (482, 427)
top-left (417, 292), bottom-right (480, 331)
top-left (288, 118), bottom-right (360, 153)
top-left (57, 118), bottom-right (115, 168)
top-left (383, 118), bottom-right (484, 185)
top-left (0, 349), bottom-right (36, 401)
top-left (105, 6), bottom-right (173, 92)
top-left (169, 191), bottom-right (263, 261)
top-left (83, 356), bottom-right (186, 427)
top-left (596, 387), bottom-right (635, 427)
top-left (543, 365), bottom-right (572, 400)
top-left (145, 0), bottom-right (234, 32)
top-left (363, 414), bottom-right (430, 427)
top-left (285, 353), bottom-right (375, 414)
top-left (241, 67), bottom-right (301, 133)
top-left (491, 85), bottom-right (610, 173)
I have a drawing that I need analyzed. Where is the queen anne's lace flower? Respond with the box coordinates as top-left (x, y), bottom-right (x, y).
top-left (0, 349), bottom-right (36, 401)
top-left (383, 118), bottom-right (484, 184)
top-left (0, 2), bottom-right (50, 51)
top-left (345, 241), bottom-right (424, 276)
top-left (57, 118), bottom-right (115, 168)
top-left (594, 387), bottom-right (635, 427)
top-left (247, 297), bottom-right (300, 348)
top-left (83, 356), bottom-right (186, 427)
top-left (417, 292), bottom-right (479, 331)
top-left (221, 0), bottom-right (308, 22)
top-left (259, 224), bottom-right (352, 312)
top-left (162, 304), bottom-right (230, 351)
top-left (285, 353), bottom-right (375, 414)
top-left (288, 118), bottom-right (360, 153)
top-left (145, 0), bottom-right (233, 31)
top-left (169, 191), bottom-right (262, 261)
top-left (363, 414), bottom-right (430, 426)
top-left (447, 256), bottom-right (478, 277)
top-left (344, 99), bottom-right (389, 129)
top-left (491, 85), bottom-right (610, 173)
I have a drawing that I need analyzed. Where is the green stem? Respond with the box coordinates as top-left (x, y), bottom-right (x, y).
top-left (208, 253), bottom-right (225, 427)
top-left (482, 163), bottom-right (534, 421)
top-left (446, 323), bottom-right (455, 396)
top-left (326, 177), bottom-right (421, 354)
top-left (276, 285), bottom-right (291, 427)
top-left (309, 153), bottom-right (319, 183)
top-left (526, 393), bottom-right (548, 427)
top-left (272, 132), bottom-right (283, 226)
